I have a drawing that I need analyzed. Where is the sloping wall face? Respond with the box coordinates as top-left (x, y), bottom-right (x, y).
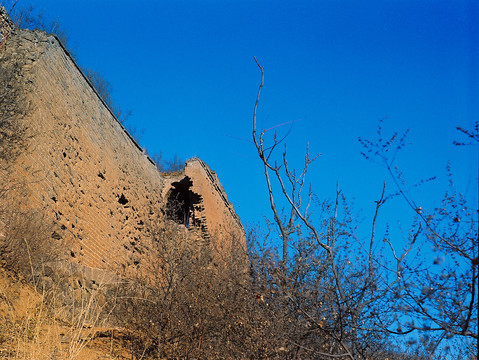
top-left (0, 30), bottom-right (245, 272)
top-left (1, 30), bottom-right (164, 269)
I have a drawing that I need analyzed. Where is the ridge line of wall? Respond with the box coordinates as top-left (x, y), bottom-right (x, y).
top-left (49, 32), bottom-right (156, 168)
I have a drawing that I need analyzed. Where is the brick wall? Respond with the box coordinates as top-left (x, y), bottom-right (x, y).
top-left (0, 29), bottom-right (244, 273)
top-left (163, 158), bottom-right (246, 259)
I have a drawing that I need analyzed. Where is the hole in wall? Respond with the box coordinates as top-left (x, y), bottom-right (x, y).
top-left (166, 176), bottom-right (202, 227)
top-left (118, 193), bottom-right (128, 205)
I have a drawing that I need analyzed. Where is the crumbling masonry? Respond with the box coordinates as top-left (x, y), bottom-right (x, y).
top-left (0, 23), bottom-right (245, 275)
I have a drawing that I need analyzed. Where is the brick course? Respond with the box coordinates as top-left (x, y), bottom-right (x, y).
top-left (0, 29), bottom-right (245, 273)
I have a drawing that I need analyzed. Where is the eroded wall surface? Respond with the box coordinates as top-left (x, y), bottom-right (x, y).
top-left (163, 159), bottom-right (245, 258)
top-left (1, 30), bottom-right (165, 270)
top-left (0, 29), bottom-right (245, 273)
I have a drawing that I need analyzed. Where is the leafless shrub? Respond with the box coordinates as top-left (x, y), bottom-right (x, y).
top-left (359, 121), bottom-right (478, 359)
top-left (252, 59), bottom-right (389, 359)
top-left (0, 204), bottom-right (59, 288)
top-left (0, 262), bottom-right (119, 359)
top-left (81, 67), bottom-right (132, 124)
top-left (112, 208), bottom-right (414, 359)
top-left (152, 152), bottom-right (185, 173)
top-left (4, 2), bottom-right (132, 126)
top-left (248, 59), bottom-right (435, 359)
top-left (246, 205), bottom-right (424, 360)
top-left (113, 211), bottom-right (271, 359)
top-left (6, 3), bottom-right (71, 54)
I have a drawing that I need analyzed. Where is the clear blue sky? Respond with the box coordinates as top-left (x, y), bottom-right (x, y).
top-left (10, 0), bottom-right (479, 237)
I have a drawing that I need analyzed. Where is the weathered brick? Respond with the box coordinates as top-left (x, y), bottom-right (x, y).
top-left (1, 29), bottom-right (245, 274)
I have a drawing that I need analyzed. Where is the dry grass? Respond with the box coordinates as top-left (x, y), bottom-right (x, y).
top-left (0, 268), bottom-right (129, 359)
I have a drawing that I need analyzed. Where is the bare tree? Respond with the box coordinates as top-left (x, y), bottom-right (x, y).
top-left (359, 122), bottom-right (478, 358)
top-left (250, 58), bottom-right (423, 359)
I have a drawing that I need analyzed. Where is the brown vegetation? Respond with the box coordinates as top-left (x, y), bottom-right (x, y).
top-left (250, 58), bottom-right (477, 359)
top-left (0, 4), bottom-right (475, 359)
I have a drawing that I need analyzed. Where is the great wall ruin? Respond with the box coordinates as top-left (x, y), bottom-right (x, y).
top-left (0, 18), bottom-right (245, 279)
